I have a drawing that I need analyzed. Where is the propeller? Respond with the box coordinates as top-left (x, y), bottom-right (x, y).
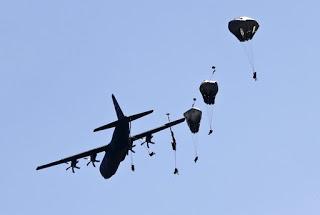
top-left (149, 152), bottom-right (155, 157)
top-left (129, 144), bottom-right (136, 153)
top-left (174, 168), bottom-right (179, 175)
top-left (194, 156), bottom-right (199, 163)
top-left (66, 160), bottom-right (80, 173)
top-left (85, 154), bottom-right (100, 167)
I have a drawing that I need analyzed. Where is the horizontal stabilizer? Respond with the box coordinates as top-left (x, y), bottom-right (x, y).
top-left (93, 120), bottom-right (119, 132)
top-left (128, 110), bottom-right (153, 122)
top-left (93, 110), bottom-right (153, 132)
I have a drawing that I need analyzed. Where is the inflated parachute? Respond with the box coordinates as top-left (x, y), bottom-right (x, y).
top-left (228, 16), bottom-right (259, 80)
top-left (184, 103), bottom-right (202, 162)
top-left (200, 80), bottom-right (218, 105)
top-left (184, 107), bottom-right (202, 134)
top-left (200, 80), bottom-right (218, 134)
top-left (228, 16), bottom-right (259, 42)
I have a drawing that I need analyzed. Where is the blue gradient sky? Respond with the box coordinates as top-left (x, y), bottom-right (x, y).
top-left (1, 0), bottom-right (320, 214)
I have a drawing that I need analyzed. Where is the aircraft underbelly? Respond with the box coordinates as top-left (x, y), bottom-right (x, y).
top-left (99, 149), bottom-right (127, 179)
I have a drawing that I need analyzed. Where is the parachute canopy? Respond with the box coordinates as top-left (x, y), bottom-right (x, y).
top-left (184, 108), bottom-right (202, 134)
top-left (199, 80), bottom-right (218, 105)
top-left (228, 16), bottom-right (259, 42)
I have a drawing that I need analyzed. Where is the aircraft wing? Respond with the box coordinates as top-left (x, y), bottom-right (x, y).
top-left (36, 145), bottom-right (110, 171)
top-left (130, 117), bottom-right (185, 141)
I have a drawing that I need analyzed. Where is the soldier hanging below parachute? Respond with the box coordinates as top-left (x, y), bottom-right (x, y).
top-left (228, 16), bottom-right (259, 81)
top-left (166, 113), bottom-right (179, 174)
top-left (199, 66), bottom-right (219, 135)
top-left (184, 99), bottom-right (202, 163)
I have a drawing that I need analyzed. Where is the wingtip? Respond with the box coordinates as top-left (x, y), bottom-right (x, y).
top-left (93, 127), bottom-right (101, 132)
top-left (178, 117), bottom-right (186, 122)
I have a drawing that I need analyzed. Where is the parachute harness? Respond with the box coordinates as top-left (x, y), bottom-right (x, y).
top-left (167, 113), bottom-right (179, 175)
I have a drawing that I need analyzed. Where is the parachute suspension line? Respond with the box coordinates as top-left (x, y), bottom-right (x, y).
top-left (191, 133), bottom-right (199, 163)
top-left (248, 41), bottom-right (257, 81)
top-left (128, 120), bottom-right (135, 172)
top-left (173, 144), bottom-right (178, 175)
top-left (248, 41), bottom-right (255, 71)
top-left (241, 43), bottom-right (254, 71)
top-left (247, 40), bottom-right (255, 70)
top-left (206, 105), bottom-right (214, 135)
top-left (129, 158), bottom-right (135, 171)
top-left (130, 151), bottom-right (135, 172)
top-left (129, 120), bottom-right (132, 139)
top-left (241, 42), bottom-right (256, 79)
top-left (167, 113), bottom-right (179, 175)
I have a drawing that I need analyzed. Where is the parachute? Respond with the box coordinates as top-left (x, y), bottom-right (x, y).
top-left (184, 103), bottom-right (202, 162)
top-left (184, 107), bottom-right (202, 134)
top-left (199, 77), bottom-right (219, 135)
top-left (199, 80), bottom-right (218, 105)
top-left (228, 16), bottom-right (259, 80)
top-left (228, 16), bottom-right (259, 42)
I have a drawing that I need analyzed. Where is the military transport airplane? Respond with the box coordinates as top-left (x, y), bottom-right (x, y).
top-left (36, 95), bottom-right (185, 179)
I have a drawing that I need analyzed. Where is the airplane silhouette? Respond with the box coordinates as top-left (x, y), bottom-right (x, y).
top-left (36, 95), bottom-right (185, 179)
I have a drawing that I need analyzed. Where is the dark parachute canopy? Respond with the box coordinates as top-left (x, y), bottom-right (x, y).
top-left (184, 107), bottom-right (202, 162)
top-left (184, 107), bottom-right (202, 134)
top-left (199, 80), bottom-right (218, 105)
top-left (228, 16), bottom-right (259, 80)
top-left (228, 16), bottom-right (259, 42)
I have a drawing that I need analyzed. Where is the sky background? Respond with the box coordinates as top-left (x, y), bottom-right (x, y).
top-left (1, 0), bottom-right (320, 214)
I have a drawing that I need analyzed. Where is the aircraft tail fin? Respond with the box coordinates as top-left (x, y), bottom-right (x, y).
top-left (93, 95), bottom-right (153, 132)
top-left (112, 94), bottom-right (125, 119)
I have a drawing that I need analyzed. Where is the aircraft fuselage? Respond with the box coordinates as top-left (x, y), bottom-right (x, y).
top-left (99, 118), bottom-right (130, 179)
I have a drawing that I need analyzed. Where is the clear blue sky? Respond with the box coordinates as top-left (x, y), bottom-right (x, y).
top-left (1, 0), bottom-right (319, 214)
